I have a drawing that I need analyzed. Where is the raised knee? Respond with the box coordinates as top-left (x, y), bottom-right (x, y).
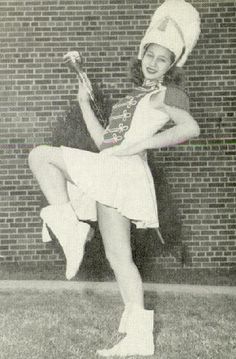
top-left (28, 145), bottom-right (50, 171)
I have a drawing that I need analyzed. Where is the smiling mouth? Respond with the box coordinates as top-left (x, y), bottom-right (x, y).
top-left (146, 67), bottom-right (158, 74)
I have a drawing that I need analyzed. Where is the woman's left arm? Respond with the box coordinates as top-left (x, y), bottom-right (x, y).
top-left (144, 104), bottom-right (200, 150)
top-left (108, 105), bottom-right (200, 157)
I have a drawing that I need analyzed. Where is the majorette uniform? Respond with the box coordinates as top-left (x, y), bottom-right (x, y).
top-left (61, 81), bottom-right (189, 229)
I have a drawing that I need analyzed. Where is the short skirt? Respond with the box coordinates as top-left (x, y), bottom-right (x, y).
top-left (61, 146), bottom-right (159, 229)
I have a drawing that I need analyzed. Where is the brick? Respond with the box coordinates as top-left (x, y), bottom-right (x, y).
top-left (0, 0), bottom-right (235, 270)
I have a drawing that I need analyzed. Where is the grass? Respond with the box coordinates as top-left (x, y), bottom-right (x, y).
top-left (0, 289), bottom-right (235, 359)
top-left (0, 261), bottom-right (236, 286)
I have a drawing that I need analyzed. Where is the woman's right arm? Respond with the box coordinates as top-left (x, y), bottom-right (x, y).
top-left (77, 80), bottom-right (105, 149)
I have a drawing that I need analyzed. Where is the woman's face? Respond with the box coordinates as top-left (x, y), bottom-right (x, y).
top-left (141, 43), bottom-right (173, 82)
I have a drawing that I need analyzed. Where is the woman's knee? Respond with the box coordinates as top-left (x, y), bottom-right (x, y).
top-left (28, 145), bottom-right (52, 171)
top-left (28, 145), bottom-right (73, 183)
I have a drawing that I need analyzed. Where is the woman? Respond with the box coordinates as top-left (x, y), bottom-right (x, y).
top-left (28, 0), bottom-right (201, 356)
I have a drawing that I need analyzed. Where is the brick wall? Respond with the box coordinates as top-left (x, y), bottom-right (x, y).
top-left (0, 0), bottom-right (235, 270)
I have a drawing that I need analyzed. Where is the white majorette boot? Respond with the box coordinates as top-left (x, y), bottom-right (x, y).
top-left (97, 305), bottom-right (155, 357)
top-left (40, 202), bottom-right (94, 280)
top-left (118, 302), bottom-right (133, 334)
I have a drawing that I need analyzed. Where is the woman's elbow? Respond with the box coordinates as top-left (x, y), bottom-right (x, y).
top-left (173, 109), bottom-right (200, 139)
top-left (190, 120), bottom-right (200, 138)
top-left (184, 115), bottom-right (200, 139)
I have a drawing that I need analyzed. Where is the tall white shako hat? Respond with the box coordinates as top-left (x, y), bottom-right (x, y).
top-left (138, 0), bottom-right (201, 67)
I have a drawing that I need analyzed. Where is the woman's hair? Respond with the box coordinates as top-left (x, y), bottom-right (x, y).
top-left (129, 49), bottom-right (185, 87)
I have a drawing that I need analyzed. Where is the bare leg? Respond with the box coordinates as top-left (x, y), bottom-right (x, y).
top-left (97, 203), bottom-right (144, 308)
top-left (28, 145), bottom-right (73, 204)
top-left (96, 204), bottom-right (155, 357)
top-left (29, 145), bottom-right (92, 280)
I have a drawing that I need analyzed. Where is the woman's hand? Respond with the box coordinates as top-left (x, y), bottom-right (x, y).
top-left (77, 80), bottom-right (90, 105)
top-left (100, 141), bottom-right (147, 157)
top-left (76, 79), bottom-right (105, 148)
top-left (112, 142), bottom-right (146, 156)
top-left (99, 147), bottom-right (116, 157)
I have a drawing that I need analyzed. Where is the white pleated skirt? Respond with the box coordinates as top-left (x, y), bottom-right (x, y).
top-left (61, 146), bottom-right (159, 229)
